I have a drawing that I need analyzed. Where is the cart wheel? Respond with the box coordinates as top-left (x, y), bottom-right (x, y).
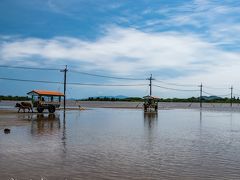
top-left (48, 105), bottom-right (56, 113)
top-left (37, 106), bottom-right (44, 113)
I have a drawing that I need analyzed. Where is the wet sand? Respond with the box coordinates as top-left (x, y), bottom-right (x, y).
top-left (0, 110), bottom-right (32, 127)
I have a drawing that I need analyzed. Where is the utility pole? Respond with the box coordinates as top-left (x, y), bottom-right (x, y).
top-left (199, 83), bottom-right (203, 108)
top-left (60, 65), bottom-right (68, 111)
top-left (230, 86), bottom-right (233, 107)
top-left (147, 74), bottom-right (155, 96)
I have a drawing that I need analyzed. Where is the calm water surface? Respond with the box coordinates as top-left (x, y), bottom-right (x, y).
top-left (1, 108), bottom-right (240, 179)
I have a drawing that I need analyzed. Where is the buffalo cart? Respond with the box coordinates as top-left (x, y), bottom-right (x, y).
top-left (27, 90), bottom-right (64, 113)
top-left (143, 96), bottom-right (159, 113)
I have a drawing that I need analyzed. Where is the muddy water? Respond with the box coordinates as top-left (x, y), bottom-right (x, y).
top-left (1, 109), bottom-right (240, 179)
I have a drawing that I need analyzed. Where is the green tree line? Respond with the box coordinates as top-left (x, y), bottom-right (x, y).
top-left (0, 95), bottom-right (30, 101)
top-left (80, 96), bottom-right (240, 103)
top-left (81, 97), bottom-right (143, 102)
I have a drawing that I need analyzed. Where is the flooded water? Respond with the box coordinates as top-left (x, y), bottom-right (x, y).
top-left (1, 108), bottom-right (240, 179)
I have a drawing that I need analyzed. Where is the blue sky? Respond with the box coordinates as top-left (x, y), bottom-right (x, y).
top-left (1, 0), bottom-right (240, 98)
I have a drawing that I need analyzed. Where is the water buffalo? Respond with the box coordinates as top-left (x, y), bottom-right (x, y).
top-left (15, 102), bottom-right (33, 113)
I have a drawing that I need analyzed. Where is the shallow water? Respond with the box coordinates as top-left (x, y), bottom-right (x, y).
top-left (1, 108), bottom-right (240, 179)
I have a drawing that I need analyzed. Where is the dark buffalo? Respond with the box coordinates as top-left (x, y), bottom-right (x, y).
top-left (15, 102), bottom-right (33, 113)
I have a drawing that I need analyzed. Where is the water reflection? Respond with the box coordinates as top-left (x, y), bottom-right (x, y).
top-left (2, 109), bottom-right (240, 179)
top-left (144, 112), bottom-right (158, 129)
top-left (200, 109), bottom-right (202, 122)
top-left (30, 114), bottom-right (60, 135)
top-left (17, 113), bottom-right (33, 120)
top-left (199, 109), bottom-right (202, 131)
top-left (62, 111), bottom-right (67, 154)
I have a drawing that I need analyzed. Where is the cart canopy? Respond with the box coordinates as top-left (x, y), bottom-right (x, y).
top-left (143, 95), bottom-right (160, 100)
top-left (27, 90), bottom-right (64, 96)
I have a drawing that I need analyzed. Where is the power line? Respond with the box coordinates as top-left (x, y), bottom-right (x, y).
top-left (154, 79), bottom-right (198, 87)
top-left (204, 85), bottom-right (228, 90)
top-left (0, 77), bottom-right (61, 84)
top-left (67, 82), bottom-right (147, 86)
top-left (233, 88), bottom-right (240, 92)
top-left (69, 69), bottom-right (145, 81)
top-left (153, 84), bottom-right (199, 92)
top-left (0, 65), bottom-right (239, 93)
top-left (202, 90), bottom-right (230, 97)
top-left (0, 77), bottom-right (147, 87)
top-left (233, 93), bottom-right (240, 97)
top-left (0, 65), bottom-right (61, 71)
top-left (0, 65), bottom-right (152, 81)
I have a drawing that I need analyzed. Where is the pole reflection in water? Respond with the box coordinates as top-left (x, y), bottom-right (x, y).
top-left (144, 112), bottom-right (158, 129)
top-left (199, 109), bottom-right (203, 140)
top-left (30, 113), bottom-right (60, 135)
top-left (62, 111), bottom-right (67, 154)
top-left (143, 112), bottom-right (158, 154)
top-left (200, 109), bottom-right (202, 123)
top-left (199, 109), bottom-right (202, 132)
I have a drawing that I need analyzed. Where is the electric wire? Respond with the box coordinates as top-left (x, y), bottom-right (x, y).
top-left (233, 88), bottom-right (240, 92)
top-left (1, 65), bottom-right (239, 94)
top-left (0, 77), bottom-right (147, 87)
top-left (154, 79), bottom-right (198, 87)
top-left (0, 65), bottom-right (61, 71)
top-left (203, 85), bottom-right (228, 90)
top-left (153, 84), bottom-right (199, 92)
top-left (67, 82), bottom-right (147, 86)
top-left (202, 90), bottom-right (230, 97)
top-left (69, 70), bottom-right (145, 81)
top-left (0, 77), bottom-right (62, 84)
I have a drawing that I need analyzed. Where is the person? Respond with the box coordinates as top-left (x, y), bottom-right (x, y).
top-left (144, 103), bottom-right (147, 112)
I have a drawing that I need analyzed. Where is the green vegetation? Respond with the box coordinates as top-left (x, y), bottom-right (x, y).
top-left (160, 97), bottom-right (240, 103)
top-left (81, 97), bottom-right (143, 102)
top-left (80, 96), bottom-right (240, 103)
top-left (0, 95), bottom-right (30, 101)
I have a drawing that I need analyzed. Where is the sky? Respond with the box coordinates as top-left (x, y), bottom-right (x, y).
top-left (0, 0), bottom-right (240, 99)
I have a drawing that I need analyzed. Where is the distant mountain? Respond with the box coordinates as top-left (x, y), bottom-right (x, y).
top-left (202, 96), bottom-right (222, 100)
top-left (94, 95), bottom-right (128, 99)
top-left (115, 95), bottom-right (129, 99)
top-left (67, 98), bottom-right (77, 100)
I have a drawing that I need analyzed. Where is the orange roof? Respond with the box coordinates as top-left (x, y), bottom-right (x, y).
top-left (27, 90), bottom-right (64, 96)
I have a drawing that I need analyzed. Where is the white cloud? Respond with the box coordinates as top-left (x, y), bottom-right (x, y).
top-left (143, 0), bottom-right (240, 43)
top-left (1, 26), bottom-right (240, 93)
